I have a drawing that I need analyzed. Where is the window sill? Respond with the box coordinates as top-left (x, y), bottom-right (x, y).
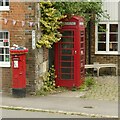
top-left (95, 51), bottom-right (119, 55)
top-left (0, 62), bottom-right (10, 67)
top-left (0, 6), bottom-right (10, 11)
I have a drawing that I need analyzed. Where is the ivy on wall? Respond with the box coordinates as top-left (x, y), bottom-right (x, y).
top-left (36, 2), bottom-right (65, 48)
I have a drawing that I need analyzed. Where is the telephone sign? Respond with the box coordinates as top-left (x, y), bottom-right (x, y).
top-left (64, 22), bottom-right (76, 25)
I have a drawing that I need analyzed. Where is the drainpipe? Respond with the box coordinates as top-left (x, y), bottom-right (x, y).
top-left (88, 20), bottom-right (91, 64)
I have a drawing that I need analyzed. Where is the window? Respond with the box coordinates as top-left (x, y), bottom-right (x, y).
top-left (95, 22), bottom-right (118, 54)
top-left (0, 31), bottom-right (10, 67)
top-left (0, 0), bottom-right (9, 11)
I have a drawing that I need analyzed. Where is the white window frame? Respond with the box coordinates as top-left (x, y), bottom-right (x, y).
top-left (0, 0), bottom-right (10, 11)
top-left (0, 31), bottom-right (10, 67)
top-left (95, 22), bottom-right (119, 55)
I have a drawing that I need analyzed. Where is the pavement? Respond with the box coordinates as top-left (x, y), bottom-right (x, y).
top-left (0, 91), bottom-right (118, 118)
top-left (0, 76), bottom-right (119, 118)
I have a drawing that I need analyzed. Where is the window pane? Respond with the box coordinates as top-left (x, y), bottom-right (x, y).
top-left (5, 0), bottom-right (9, 6)
top-left (61, 74), bottom-right (71, 80)
top-left (81, 50), bottom-right (84, 55)
top-left (98, 43), bottom-right (106, 51)
top-left (0, 31), bottom-right (9, 66)
top-left (80, 31), bottom-right (84, 36)
top-left (5, 55), bottom-right (9, 61)
top-left (97, 24), bottom-right (118, 53)
top-left (62, 49), bottom-right (72, 54)
top-left (0, 0), bottom-right (9, 6)
top-left (62, 31), bottom-right (74, 36)
top-left (62, 44), bottom-right (74, 48)
top-left (110, 24), bottom-right (118, 32)
top-left (0, 0), bottom-right (3, 6)
top-left (98, 24), bottom-right (106, 32)
top-left (4, 42), bottom-right (9, 46)
top-left (81, 43), bottom-right (84, 48)
top-left (0, 48), bottom-right (4, 54)
top-left (109, 34), bottom-right (118, 42)
top-left (61, 56), bottom-right (74, 61)
top-left (0, 42), bottom-right (3, 46)
top-left (5, 48), bottom-right (9, 54)
top-left (61, 68), bottom-right (71, 73)
top-left (61, 37), bottom-right (73, 42)
top-left (0, 55), bottom-right (4, 61)
top-left (98, 34), bottom-right (106, 41)
top-left (0, 32), bottom-right (3, 39)
top-left (109, 43), bottom-right (118, 51)
top-left (61, 62), bottom-right (71, 67)
top-left (81, 37), bottom-right (84, 42)
top-left (4, 32), bottom-right (8, 39)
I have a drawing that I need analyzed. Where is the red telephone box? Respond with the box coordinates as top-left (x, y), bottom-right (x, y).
top-left (10, 49), bottom-right (28, 97)
top-left (55, 16), bottom-right (85, 88)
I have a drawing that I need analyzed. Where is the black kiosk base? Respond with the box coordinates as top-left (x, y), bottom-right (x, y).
top-left (12, 88), bottom-right (26, 98)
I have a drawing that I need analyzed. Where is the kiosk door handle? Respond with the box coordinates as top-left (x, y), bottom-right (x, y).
top-left (74, 50), bottom-right (77, 54)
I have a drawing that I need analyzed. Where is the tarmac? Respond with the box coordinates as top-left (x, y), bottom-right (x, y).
top-left (0, 91), bottom-right (118, 118)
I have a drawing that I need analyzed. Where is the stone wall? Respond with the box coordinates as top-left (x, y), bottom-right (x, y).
top-left (34, 3), bottom-right (49, 93)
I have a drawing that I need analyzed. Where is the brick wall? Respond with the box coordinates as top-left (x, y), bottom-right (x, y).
top-left (1, 2), bottom-right (49, 93)
top-left (1, 2), bottom-right (37, 92)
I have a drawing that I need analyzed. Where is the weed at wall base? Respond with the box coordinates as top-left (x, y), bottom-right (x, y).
top-left (79, 76), bottom-right (95, 91)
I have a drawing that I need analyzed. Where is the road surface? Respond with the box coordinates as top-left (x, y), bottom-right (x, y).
top-left (2, 109), bottom-right (87, 118)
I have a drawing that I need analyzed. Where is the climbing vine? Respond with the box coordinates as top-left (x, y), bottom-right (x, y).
top-left (36, 2), bottom-right (65, 48)
top-left (54, 1), bottom-right (108, 23)
top-left (36, 1), bottom-right (108, 48)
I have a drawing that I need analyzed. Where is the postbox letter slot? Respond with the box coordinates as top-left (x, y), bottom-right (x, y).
top-left (14, 60), bottom-right (18, 68)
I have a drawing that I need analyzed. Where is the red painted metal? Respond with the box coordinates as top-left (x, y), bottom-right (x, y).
top-left (55, 16), bottom-right (85, 88)
top-left (10, 49), bottom-right (28, 89)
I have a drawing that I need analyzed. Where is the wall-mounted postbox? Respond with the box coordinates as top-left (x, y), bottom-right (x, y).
top-left (55, 16), bottom-right (85, 88)
top-left (10, 49), bottom-right (28, 97)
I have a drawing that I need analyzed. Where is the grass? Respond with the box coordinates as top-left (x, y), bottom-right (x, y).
top-left (35, 76), bottom-right (95, 96)
top-left (35, 86), bottom-right (68, 96)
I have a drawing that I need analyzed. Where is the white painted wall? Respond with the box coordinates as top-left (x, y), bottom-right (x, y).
top-left (97, 1), bottom-right (120, 54)
top-left (101, 1), bottom-right (119, 21)
top-left (118, 1), bottom-right (120, 54)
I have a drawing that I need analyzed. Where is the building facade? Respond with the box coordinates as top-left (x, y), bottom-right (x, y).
top-left (0, 1), bottom-right (49, 93)
top-left (86, 1), bottom-right (120, 75)
top-left (0, 1), bottom-right (119, 93)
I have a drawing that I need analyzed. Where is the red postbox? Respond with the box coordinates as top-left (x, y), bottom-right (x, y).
top-left (55, 16), bottom-right (85, 88)
top-left (10, 49), bottom-right (28, 97)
